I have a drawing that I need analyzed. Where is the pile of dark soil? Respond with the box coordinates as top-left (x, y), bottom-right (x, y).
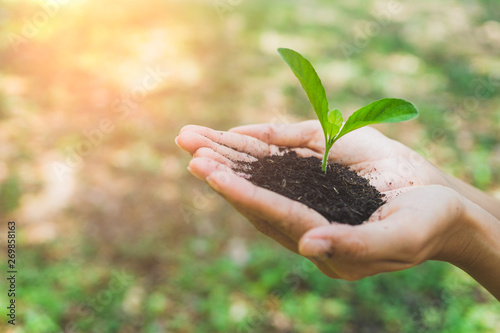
top-left (235, 152), bottom-right (385, 225)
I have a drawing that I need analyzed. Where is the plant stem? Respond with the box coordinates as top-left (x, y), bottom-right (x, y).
top-left (322, 141), bottom-right (335, 173)
top-left (321, 151), bottom-right (328, 173)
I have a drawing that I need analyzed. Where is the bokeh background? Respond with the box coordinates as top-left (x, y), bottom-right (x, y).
top-left (1, 0), bottom-right (500, 332)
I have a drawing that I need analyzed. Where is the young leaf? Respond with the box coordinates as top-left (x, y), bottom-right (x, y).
top-left (277, 48), bottom-right (329, 137)
top-left (278, 48), bottom-right (335, 172)
top-left (327, 108), bottom-right (343, 138)
top-left (333, 98), bottom-right (418, 144)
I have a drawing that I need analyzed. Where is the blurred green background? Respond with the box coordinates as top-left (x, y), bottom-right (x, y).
top-left (1, 0), bottom-right (500, 332)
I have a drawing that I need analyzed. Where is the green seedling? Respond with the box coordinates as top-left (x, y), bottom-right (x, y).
top-left (277, 47), bottom-right (419, 173)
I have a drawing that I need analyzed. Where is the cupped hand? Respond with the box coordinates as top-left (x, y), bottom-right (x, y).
top-left (175, 121), bottom-right (466, 279)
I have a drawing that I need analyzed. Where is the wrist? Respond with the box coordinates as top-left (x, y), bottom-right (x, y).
top-left (438, 195), bottom-right (486, 267)
top-left (458, 197), bottom-right (500, 264)
top-left (441, 172), bottom-right (500, 221)
top-left (428, 189), bottom-right (477, 265)
top-left (450, 196), bottom-right (500, 299)
top-left (440, 172), bottom-right (464, 192)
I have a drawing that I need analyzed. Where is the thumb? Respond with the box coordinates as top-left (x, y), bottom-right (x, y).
top-left (298, 224), bottom-right (369, 259)
top-left (298, 187), bottom-right (429, 259)
top-left (298, 213), bottom-right (417, 262)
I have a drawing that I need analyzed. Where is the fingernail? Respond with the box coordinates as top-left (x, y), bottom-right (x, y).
top-left (299, 238), bottom-right (331, 257)
top-left (174, 136), bottom-right (180, 147)
top-left (187, 165), bottom-right (202, 180)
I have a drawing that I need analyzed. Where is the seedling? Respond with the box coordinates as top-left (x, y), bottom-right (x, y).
top-left (277, 48), bottom-right (419, 172)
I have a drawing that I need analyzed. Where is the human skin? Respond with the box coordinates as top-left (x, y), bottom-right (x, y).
top-left (175, 121), bottom-right (500, 300)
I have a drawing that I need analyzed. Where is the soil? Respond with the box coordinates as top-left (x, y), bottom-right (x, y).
top-left (235, 151), bottom-right (385, 225)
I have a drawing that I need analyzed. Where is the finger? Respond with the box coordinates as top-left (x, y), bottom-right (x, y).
top-left (179, 125), bottom-right (281, 157)
top-left (289, 147), bottom-right (323, 159)
top-left (367, 187), bottom-right (417, 222)
top-left (230, 121), bottom-right (323, 150)
top-left (303, 238), bottom-right (415, 280)
top-left (188, 157), bottom-right (248, 181)
top-left (332, 259), bottom-right (414, 280)
top-left (192, 146), bottom-right (319, 176)
top-left (194, 147), bottom-right (237, 168)
top-left (298, 188), bottom-right (443, 263)
top-left (206, 171), bottom-right (329, 242)
top-left (188, 156), bottom-right (298, 251)
top-left (298, 216), bottom-right (419, 263)
top-left (177, 131), bottom-right (257, 162)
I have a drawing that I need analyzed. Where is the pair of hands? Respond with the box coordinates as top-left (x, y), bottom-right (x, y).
top-left (176, 121), bottom-right (479, 281)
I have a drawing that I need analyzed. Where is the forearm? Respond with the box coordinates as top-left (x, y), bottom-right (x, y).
top-left (452, 197), bottom-right (500, 301)
top-left (441, 172), bottom-right (500, 221)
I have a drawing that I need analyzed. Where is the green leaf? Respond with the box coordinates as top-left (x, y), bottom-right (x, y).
top-left (333, 98), bottom-right (418, 143)
top-left (327, 108), bottom-right (343, 138)
top-left (277, 48), bottom-right (329, 134)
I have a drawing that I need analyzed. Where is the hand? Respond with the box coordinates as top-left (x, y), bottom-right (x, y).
top-left (175, 120), bottom-right (449, 266)
top-left (175, 121), bottom-right (440, 258)
top-left (174, 121), bottom-right (499, 292)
